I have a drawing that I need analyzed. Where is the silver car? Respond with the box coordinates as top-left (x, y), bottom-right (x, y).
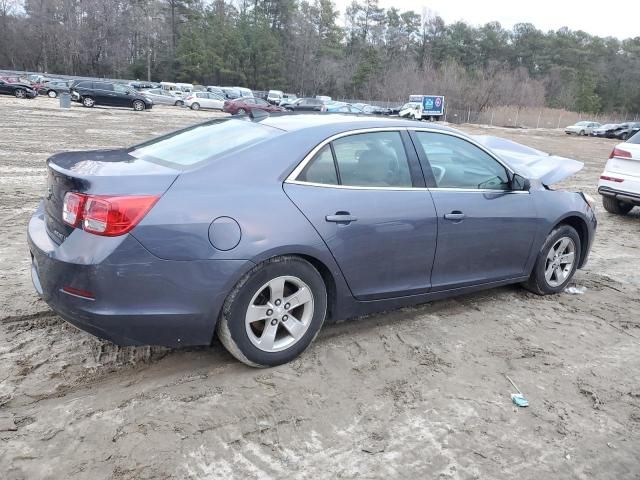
top-left (141, 89), bottom-right (184, 106)
top-left (184, 92), bottom-right (225, 110)
top-left (565, 121), bottom-right (600, 136)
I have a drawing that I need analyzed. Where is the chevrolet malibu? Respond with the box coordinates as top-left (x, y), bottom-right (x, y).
top-left (28, 115), bottom-right (597, 367)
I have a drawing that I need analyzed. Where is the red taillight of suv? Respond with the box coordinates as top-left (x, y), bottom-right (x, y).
top-left (609, 147), bottom-right (631, 159)
top-left (186, 96), bottom-right (194, 101)
top-left (63, 192), bottom-right (159, 236)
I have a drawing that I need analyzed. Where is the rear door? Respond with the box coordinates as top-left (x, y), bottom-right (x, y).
top-left (284, 129), bottom-right (438, 300)
top-left (93, 82), bottom-right (116, 106)
top-left (411, 130), bottom-right (538, 290)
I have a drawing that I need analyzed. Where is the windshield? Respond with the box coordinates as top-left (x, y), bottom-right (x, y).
top-left (130, 119), bottom-right (281, 167)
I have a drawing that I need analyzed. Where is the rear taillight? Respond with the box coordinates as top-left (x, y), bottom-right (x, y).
top-left (62, 192), bottom-right (86, 227)
top-left (600, 175), bottom-right (624, 183)
top-left (186, 96), bottom-right (194, 100)
top-left (63, 193), bottom-right (159, 236)
top-left (610, 147), bottom-right (631, 159)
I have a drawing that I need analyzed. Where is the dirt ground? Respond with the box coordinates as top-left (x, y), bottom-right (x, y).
top-left (1, 97), bottom-right (639, 480)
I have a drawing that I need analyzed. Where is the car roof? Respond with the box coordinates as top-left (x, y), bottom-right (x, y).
top-left (259, 113), bottom-right (456, 134)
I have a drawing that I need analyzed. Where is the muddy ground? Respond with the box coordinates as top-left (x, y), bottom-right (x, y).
top-left (0, 97), bottom-right (639, 480)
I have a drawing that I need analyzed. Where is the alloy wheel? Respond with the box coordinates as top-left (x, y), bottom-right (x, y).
top-left (244, 276), bottom-right (314, 353)
top-left (48, 90), bottom-right (57, 98)
top-left (544, 237), bottom-right (576, 287)
top-left (133, 100), bottom-right (144, 111)
top-left (83, 97), bottom-right (94, 107)
top-left (15, 89), bottom-right (26, 99)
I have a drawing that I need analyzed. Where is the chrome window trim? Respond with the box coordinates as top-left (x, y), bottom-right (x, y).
top-left (286, 127), bottom-right (407, 182)
top-left (285, 126), bottom-right (529, 194)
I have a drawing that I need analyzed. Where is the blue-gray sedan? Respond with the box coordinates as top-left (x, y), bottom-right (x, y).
top-left (28, 115), bottom-right (597, 367)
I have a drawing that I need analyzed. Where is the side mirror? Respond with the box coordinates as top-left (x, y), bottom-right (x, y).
top-left (511, 173), bottom-right (530, 191)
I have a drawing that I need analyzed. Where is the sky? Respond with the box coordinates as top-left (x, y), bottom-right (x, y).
top-left (335, 0), bottom-right (639, 40)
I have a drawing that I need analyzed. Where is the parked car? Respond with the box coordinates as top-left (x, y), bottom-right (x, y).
top-left (184, 92), bottom-right (225, 110)
top-left (591, 124), bottom-right (620, 138)
top-left (141, 88), bottom-right (184, 106)
top-left (28, 115), bottom-right (596, 367)
top-left (128, 81), bottom-right (157, 91)
top-left (0, 78), bottom-right (37, 98)
top-left (564, 121), bottom-right (600, 136)
top-left (223, 97), bottom-right (284, 115)
top-left (37, 80), bottom-right (71, 98)
top-left (220, 87), bottom-right (241, 99)
top-left (235, 87), bottom-right (254, 98)
top-left (325, 102), bottom-right (364, 113)
top-left (206, 86), bottom-right (225, 97)
top-left (267, 90), bottom-right (283, 104)
top-left (279, 93), bottom-right (297, 106)
top-left (612, 122), bottom-right (640, 141)
top-left (398, 102), bottom-right (421, 119)
top-left (70, 80), bottom-right (153, 111)
top-left (598, 131), bottom-right (640, 214)
top-left (283, 97), bottom-right (324, 112)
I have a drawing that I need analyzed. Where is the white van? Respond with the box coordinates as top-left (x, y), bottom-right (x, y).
top-left (234, 87), bottom-right (254, 98)
top-left (267, 90), bottom-right (283, 104)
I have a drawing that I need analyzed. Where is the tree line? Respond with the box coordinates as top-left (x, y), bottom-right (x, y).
top-left (1, 0), bottom-right (639, 114)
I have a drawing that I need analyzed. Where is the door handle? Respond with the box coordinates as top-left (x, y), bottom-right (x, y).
top-left (325, 212), bottom-right (358, 224)
top-left (444, 211), bottom-right (466, 221)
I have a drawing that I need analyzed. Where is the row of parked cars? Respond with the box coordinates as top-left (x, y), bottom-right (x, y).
top-left (0, 74), bottom-right (398, 116)
top-left (565, 121), bottom-right (640, 140)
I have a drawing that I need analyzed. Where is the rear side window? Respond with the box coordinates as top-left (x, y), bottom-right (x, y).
top-left (93, 82), bottom-right (113, 91)
top-left (130, 119), bottom-right (281, 167)
top-left (299, 146), bottom-right (338, 185)
top-left (628, 131), bottom-right (640, 144)
top-left (296, 131), bottom-right (413, 188)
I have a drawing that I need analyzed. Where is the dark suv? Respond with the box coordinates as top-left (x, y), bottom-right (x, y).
top-left (70, 81), bottom-right (153, 111)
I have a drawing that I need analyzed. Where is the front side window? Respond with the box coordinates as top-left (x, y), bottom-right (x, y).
top-left (296, 131), bottom-right (413, 188)
top-left (414, 132), bottom-right (510, 190)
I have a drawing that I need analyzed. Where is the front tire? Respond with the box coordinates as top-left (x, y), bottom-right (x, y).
top-left (524, 225), bottom-right (581, 295)
top-left (217, 256), bottom-right (327, 367)
top-left (132, 100), bottom-right (145, 111)
top-left (602, 196), bottom-right (634, 215)
top-left (174, 100), bottom-right (183, 106)
top-left (48, 90), bottom-right (57, 98)
top-left (190, 102), bottom-right (200, 110)
top-left (580, 130), bottom-right (585, 136)
top-left (82, 96), bottom-right (95, 108)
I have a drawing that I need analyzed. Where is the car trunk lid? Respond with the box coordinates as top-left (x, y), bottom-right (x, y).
top-left (45, 149), bottom-right (179, 244)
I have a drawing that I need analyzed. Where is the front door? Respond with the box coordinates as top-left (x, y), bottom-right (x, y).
top-left (411, 130), bottom-right (538, 290)
top-left (284, 130), bottom-right (438, 300)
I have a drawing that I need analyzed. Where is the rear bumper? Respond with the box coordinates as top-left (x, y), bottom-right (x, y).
top-left (598, 173), bottom-right (640, 205)
top-left (27, 202), bottom-right (251, 347)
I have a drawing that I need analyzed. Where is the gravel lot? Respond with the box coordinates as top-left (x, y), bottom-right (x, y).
top-left (1, 97), bottom-right (639, 480)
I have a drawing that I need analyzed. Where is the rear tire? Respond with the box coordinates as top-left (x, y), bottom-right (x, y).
top-left (602, 196), bottom-right (634, 215)
top-left (217, 256), bottom-right (327, 367)
top-left (47, 90), bottom-right (57, 98)
top-left (579, 130), bottom-right (585, 136)
top-left (523, 225), bottom-right (581, 295)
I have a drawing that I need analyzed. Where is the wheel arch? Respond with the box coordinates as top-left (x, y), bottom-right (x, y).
top-left (553, 214), bottom-right (590, 268)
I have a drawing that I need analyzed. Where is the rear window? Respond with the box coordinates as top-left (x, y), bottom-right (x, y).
top-left (129, 119), bottom-right (281, 167)
top-left (628, 131), bottom-right (640, 144)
